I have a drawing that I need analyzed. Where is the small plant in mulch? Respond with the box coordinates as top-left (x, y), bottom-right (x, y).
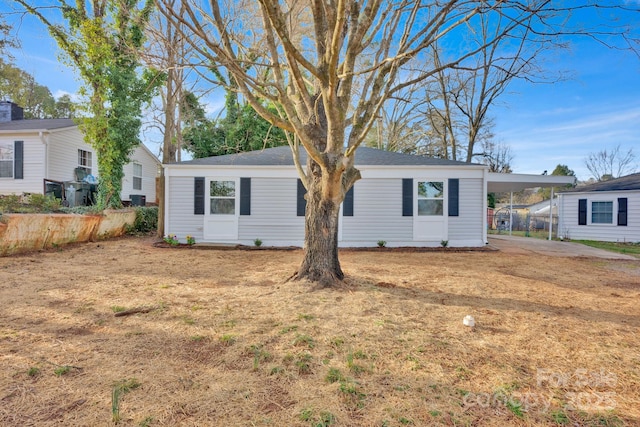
top-left (163, 234), bottom-right (179, 246)
top-left (377, 240), bottom-right (387, 248)
top-left (219, 334), bottom-right (236, 346)
top-left (54, 365), bottom-right (72, 376)
top-left (254, 238), bottom-right (263, 247)
top-left (27, 367), bottom-right (41, 377)
top-left (186, 235), bottom-right (196, 245)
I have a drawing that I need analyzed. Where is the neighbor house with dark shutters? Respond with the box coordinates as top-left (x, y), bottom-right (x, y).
top-left (0, 101), bottom-right (160, 206)
top-left (163, 145), bottom-right (574, 247)
top-left (557, 173), bottom-right (639, 242)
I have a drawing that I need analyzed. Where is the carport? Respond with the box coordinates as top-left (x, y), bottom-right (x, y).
top-left (486, 173), bottom-right (576, 240)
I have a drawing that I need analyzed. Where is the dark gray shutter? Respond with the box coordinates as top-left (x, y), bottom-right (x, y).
top-left (240, 177), bottom-right (251, 215)
top-left (578, 198), bottom-right (587, 225)
top-left (618, 197), bottom-right (628, 226)
top-left (297, 179), bottom-right (306, 216)
top-left (448, 178), bottom-right (459, 217)
top-left (14, 140), bottom-right (23, 179)
top-left (402, 178), bottom-right (413, 216)
top-left (194, 177), bottom-right (205, 215)
top-left (343, 186), bottom-right (354, 216)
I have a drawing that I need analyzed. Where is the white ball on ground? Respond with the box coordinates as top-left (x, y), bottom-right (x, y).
top-left (463, 315), bottom-right (475, 327)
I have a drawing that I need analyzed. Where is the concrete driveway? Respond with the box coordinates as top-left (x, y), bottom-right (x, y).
top-left (488, 234), bottom-right (637, 260)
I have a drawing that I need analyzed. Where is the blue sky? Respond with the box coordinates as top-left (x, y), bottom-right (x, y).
top-left (3, 3), bottom-right (640, 181)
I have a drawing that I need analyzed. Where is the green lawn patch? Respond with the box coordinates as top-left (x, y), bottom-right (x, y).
top-left (573, 240), bottom-right (640, 257)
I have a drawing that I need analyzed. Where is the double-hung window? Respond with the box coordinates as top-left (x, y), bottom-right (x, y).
top-left (133, 163), bottom-right (142, 190)
top-left (0, 141), bottom-right (13, 178)
top-left (591, 201), bottom-right (613, 224)
top-left (210, 180), bottom-right (235, 214)
top-left (417, 181), bottom-right (444, 215)
top-left (78, 149), bottom-right (92, 175)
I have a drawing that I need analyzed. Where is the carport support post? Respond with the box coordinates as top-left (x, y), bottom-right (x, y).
top-left (548, 187), bottom-right (554, 240)
top-left (509, 191), bottom-right (513, 235)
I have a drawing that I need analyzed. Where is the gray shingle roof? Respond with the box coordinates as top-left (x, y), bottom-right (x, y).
top-left (0, 118), bottom-right (76, 131)
top-left (562, 173), bottom-right (640, 192)
top-left (170, 145), bottom-right (478, 167)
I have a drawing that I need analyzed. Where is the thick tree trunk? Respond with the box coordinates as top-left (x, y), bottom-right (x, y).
top-left (295, 176), bottom-right (344, 286)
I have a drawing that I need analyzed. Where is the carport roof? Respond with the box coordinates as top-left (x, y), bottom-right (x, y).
top-left (487, 172), bottom-right (576, 193)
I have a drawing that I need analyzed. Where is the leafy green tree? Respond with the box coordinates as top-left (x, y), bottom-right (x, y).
top-left (17, 0), bottom-right (161, 208)
top-left (183, 90), bottom-right (288, 158)
top-left (54, 94), bottom-right (77, 118)
top-left (0, 59), bottom-right (64, 118)
top-left (0, 18), bottom-right (19, 59)
top-left (538, 164), bottom-right (576, 199)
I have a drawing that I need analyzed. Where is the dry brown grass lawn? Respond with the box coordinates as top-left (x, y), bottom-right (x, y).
top-left (1, 236), bottom-right (639, 427)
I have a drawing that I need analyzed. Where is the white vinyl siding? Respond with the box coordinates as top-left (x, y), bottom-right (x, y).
top-left (121, 145), bottom-right (160, 204)
top-left (47, 128), bottom-right (94, 182)
top-left (448, 178), bottom-right (484, 245)
top-left (238, 178), bottom-right (304, 244)
top-left (167, 176), bottom-right (204, 241)
top-left (0, 135), bottom-right (46, 195)
top-left (559, 191), bottom-right (640, 242)
top-left (341, 179), bottom-right (413, 242)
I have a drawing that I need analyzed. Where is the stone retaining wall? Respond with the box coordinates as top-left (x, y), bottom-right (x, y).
top-left (0, 209), bottom-right (136, 256)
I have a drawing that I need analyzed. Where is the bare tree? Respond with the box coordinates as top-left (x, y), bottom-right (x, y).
top-left (143, 0), bottom-right (203, 237)
top-left (584, 144), bottom-right (637, 181)
top-left (158, 0), bottom-right (640, 286)
top-left (363, 93), bottom-right (428, 154)
top-left (479, 139), bottom-right (513, 173)
top-left (418, 9), bottom-right (556, 163)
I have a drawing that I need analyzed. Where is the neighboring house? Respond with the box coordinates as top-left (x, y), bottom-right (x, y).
top-left (527, 198), bottom-right (557, 216)
top-left (0, 101), bottom-right (160, 205)
top-left (557, 173), bottom-right (639, 242)
top-left (163, 145), bottom-right (574, 247)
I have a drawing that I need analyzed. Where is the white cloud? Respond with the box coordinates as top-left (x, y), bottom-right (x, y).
top-left (53, 90), bottom-right (82, 103)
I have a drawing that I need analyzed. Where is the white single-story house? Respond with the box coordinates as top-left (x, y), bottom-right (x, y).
top-left (0, 101), bottom-right (160, 205)
top-left (558, 173), bottom-right (639, 242)
top-left (163, 145), bottom-right (574, 247)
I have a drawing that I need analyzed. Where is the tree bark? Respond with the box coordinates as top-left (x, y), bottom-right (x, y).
top-left (295, 173), bottom-right (344, 287)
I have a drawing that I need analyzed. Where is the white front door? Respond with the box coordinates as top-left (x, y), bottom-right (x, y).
top-left (413, 180), bottom-right (447, 242)
top-left (203, 178), bottom-right (239, 241)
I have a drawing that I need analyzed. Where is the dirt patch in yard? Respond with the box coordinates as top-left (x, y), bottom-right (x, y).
top-left (1, 236), bottom-right (639, 426)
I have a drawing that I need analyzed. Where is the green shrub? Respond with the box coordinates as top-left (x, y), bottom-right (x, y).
top-left (0, 193), bottom-right (62, 213)
top-left (129, 206), bottom-right (158, 233)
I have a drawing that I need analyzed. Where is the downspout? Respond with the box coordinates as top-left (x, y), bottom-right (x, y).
top-left (163, 164), bottom-right (170, 238)
top-left (548, 187), bottom-right (554, 240)
top-left (39, 131), bottom-right (50, 183)
top-left (558, 194), bottom-right (564, 240)
top-left (509, 191), bottom-right (513, 235)
top-left (482, 167), bottom-right (488, 244)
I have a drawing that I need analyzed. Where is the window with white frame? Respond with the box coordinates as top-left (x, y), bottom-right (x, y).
top-left (591, 201), bottom-right (613, 224)
top-left (78, 149), bottom-right (92, 175)
top-left (209, 180), bottom-right (235, 214)
top-left (133, 163), bottom-right (142, 190)
top-left (0, 141), bottom-right (13, 178)
top-left (417, 181), bottom-right (444, 215)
